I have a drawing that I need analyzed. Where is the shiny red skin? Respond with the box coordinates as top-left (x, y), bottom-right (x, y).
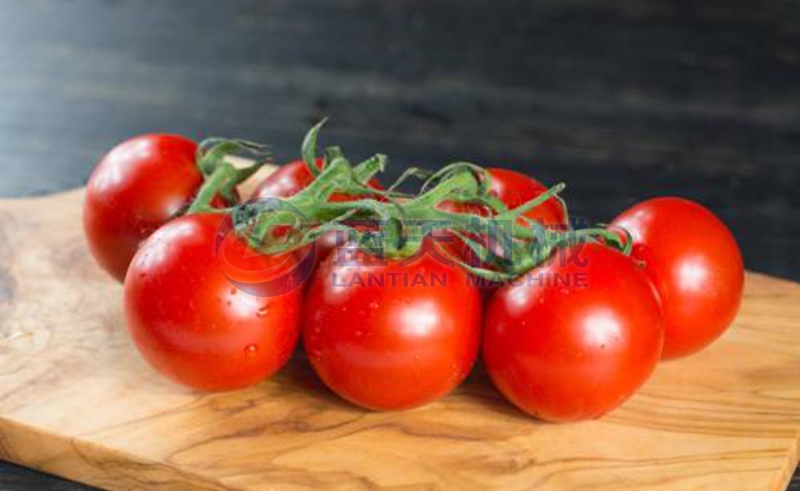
top-left (484, 243), bottom-right (664, 422)
top-left (611, 197), bottom-right (744, 359)
top-left (485, 168), bottom-right (567, 227)
top-left (84, 134), bottom-right (211, 282)
top-left (124, 213), bottom-right (303, 391)
top-left (303, 251), bottom-right (482, 410)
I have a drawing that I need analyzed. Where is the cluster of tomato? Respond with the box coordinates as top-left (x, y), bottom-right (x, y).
top-left (83, 130), bottom-right (744, 422)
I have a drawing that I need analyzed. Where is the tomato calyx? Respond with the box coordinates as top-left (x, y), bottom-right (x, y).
top-left (187, 139), bottom-right (274, 214)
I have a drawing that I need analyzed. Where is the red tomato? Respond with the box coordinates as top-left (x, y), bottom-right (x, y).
top-left (485, 168), bottom-right (567, 227)
top-left (253, 158), bottom-right (383, 269)
top-left (124, 213), bottom-right (304, 391)
top-left (436, 168), bottom-right (567, 267)
top-left (611, 197), bottom-right (744, 359)
top-left (253, 159), bottom-right (319, 200)
top-left (484, 242), bottom-right (664, 422)
top-left (303, 248), bottom-right (482, 410)
top-left (254, 158), bottom-right (382, 203)
top-left (84, 134), bottom-right (224, 282)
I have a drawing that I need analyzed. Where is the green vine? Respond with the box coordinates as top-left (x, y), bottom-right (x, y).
top-left (191, 123), bottom-right (631, 278)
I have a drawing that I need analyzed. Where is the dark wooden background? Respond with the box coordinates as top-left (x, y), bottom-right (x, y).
top-left (0, 0), bottom-right (798, 490)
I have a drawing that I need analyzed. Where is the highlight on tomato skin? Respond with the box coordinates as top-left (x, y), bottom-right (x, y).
top-left (611, 197), bottom-right (744, 359)
top-left (123, 213), bottom-right (304, 392)
top-left (483, 242), bottom-right (664, 422)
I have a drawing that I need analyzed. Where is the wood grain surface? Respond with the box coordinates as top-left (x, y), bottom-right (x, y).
top-left (0, 182), bottom-right (798, 491)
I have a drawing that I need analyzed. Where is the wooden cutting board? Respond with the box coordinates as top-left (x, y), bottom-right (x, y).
top-left (0, 179), bottom-right (799, 491)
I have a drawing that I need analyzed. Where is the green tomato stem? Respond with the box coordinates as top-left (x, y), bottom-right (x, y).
top-left (236, 123), bottom-right (630, 279)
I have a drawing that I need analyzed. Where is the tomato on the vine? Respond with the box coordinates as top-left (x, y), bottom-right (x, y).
top-left (485, 168), bottom-right (566, 227)
top-left (124, 213), bottom-right (304, 391)
top-left (254, 158), bottom-right (383, 266)
top-left (484, 242), bottom-right (664, 422)
top-left (253, 158), bottom-right (320, 201)
top-left (254, 158), bottom-right (382, 203)
top-left (611, 197), bottom-right (744, 359)
top-left (436, 167), bottom-right (567, 272)
top-left (303, 247), bottom-right (482, 410)
top-left (84, 134), bottom-right (226, 282)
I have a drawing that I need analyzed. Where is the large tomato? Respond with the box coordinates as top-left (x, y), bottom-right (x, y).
top-left (611, 197), bottom-right (744, 359)
top-left (484, 242), bottom-right (664, 422)
top-left (303, 248), bottom-right (482, 410)
top-left (84, 134), bottom-right (223, 282)
top-left (124, 213), bottom-right (304, 391)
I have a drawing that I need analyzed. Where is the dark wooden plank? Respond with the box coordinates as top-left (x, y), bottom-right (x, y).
top-left (0, 463), bottom-right (96, 491)
top-left (0, 0), bottom-right (798, 280)
top-left (0, 0), bottom-right (798, 489)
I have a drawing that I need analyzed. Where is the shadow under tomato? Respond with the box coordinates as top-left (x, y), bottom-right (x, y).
top-left (272, 350), bottom-right (547, 423)
top-left (452, 361), bottom-right (551, 424)
top-left (269, 349), bottom-right (368, 413)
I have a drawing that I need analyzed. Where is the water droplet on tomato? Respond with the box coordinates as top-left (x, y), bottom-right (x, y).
top-left (256, 307), bottom-right (269, 318)
top-left (230, 288), bottom-right (238, 296)
top-left (244, 344), bottom-right (259, 356)
top-left (368, 301), bottom-right (379, 309)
